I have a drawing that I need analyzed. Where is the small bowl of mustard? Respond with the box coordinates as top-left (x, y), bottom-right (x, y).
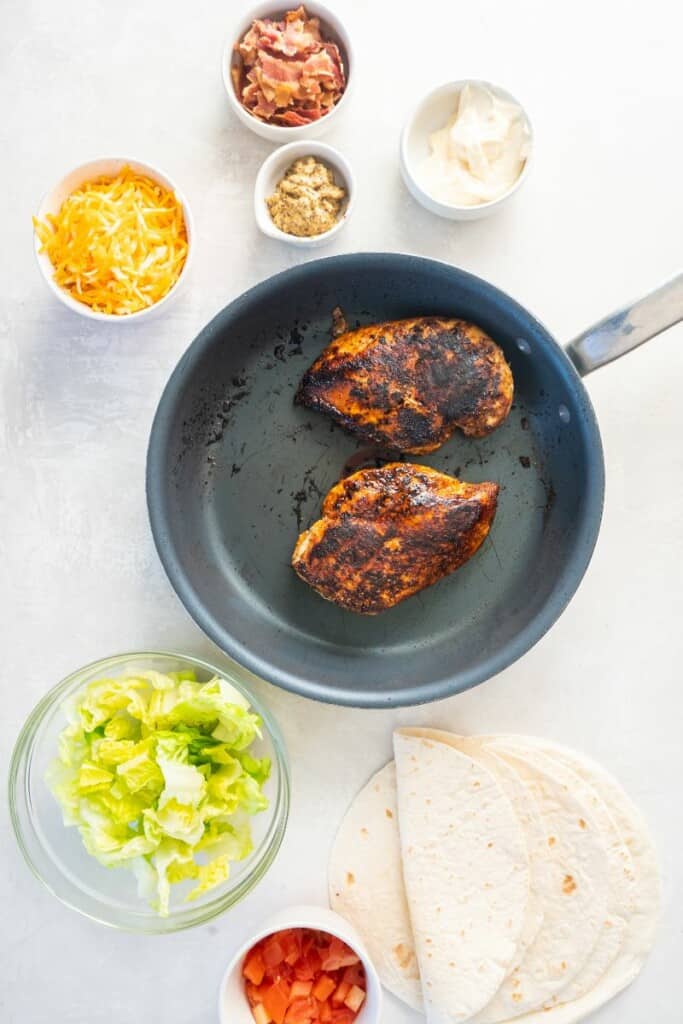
top-left (254, 141), bottom-right (355, 247)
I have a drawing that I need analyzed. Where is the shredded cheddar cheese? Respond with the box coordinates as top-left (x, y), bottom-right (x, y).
top-left (34, 166), bottom-right (189, 315)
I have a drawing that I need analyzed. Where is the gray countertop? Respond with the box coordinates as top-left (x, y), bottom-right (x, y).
top-left (2, 1), bottom-right (681, 1021)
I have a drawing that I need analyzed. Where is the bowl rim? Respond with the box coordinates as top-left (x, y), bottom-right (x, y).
top-left (222, 0), bottom-right (354, 139)
top-left (253, 139), bottom-right (355, 245)
top-left (218, 904), bottom-right (383, 1024)
top-left (400, 78), bottom-right (534, 215)
top-left (33, 156), bottom-right (194, 323)
top-left (8, 649), bottom-right (290, 934)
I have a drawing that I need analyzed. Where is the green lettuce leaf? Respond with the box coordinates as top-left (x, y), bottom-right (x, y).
top-left (186, 855), bottom-right (231, 902)
top-left (46, 669), bottom-right (271, 916)
top-left (151, 838), bottom-right (197, 916)
top-left (116, 741), bottom-right (165, 796)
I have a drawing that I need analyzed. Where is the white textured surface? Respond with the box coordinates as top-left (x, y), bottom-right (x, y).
top-left (1, 1), bottom-right (682, 1022)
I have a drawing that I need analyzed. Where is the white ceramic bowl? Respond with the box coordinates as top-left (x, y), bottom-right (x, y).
top-left (218, 905), bottom-right (382, 1024)
top-left (33, 157), bottom-right (193, 322)
top-left (400, 79), bottom-right (533, 221)
top-left (254, 140), bottom-right (354, 247)
top-left (223, 1), bottom-right (354, 141)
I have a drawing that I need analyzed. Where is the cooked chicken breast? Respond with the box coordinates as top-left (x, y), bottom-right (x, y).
top-left (296, 316), bottom-right (513, 453)
top-left (291, 463), bottom-right (499, 614)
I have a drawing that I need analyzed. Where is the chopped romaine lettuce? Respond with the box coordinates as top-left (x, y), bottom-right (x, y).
top-left (47, 669), bottom-right (270, 916)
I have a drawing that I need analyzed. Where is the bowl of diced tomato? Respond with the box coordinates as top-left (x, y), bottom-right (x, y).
top-left (219, 905), bottom-right (382, 1024)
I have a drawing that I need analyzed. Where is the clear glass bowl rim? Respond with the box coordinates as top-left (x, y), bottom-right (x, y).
top-left (8, 649), bottom-right (291, 934)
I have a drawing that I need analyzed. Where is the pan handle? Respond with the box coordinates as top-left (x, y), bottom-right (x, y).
top-left (566, 271), bottom-right (683, 376)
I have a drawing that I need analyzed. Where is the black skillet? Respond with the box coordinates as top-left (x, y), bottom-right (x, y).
top-left (146, 254), bottom-right (682, 706)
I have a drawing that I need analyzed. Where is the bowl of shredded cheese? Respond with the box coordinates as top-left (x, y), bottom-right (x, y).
top-left (33, 157), bottom-right (193, 321)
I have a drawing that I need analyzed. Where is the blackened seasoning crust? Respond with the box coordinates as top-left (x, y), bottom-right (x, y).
top-left (295, 317), bottom-right (514, 453)
top-left (291, 462), bottom-right (499, 614)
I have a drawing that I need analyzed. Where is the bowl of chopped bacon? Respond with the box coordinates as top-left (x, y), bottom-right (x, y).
top-left (224, 3), bottom-right (353, 140)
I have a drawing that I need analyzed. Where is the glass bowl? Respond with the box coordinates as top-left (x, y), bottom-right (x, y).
top-left (8, 651), bottom-right (290, 933)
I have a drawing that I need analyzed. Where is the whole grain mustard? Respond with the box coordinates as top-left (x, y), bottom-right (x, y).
top-left (266, 157), bottom-right (346, 237)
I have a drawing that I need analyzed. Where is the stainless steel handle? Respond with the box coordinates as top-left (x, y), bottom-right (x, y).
top-left (566, 271), bottom-right (683, 376)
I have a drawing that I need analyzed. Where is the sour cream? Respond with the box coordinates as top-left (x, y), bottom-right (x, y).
top-left (418, 83), bottom-right (530, 207)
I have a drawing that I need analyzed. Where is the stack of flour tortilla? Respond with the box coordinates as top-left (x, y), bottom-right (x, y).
top-left (329, 729), bottom-right (659, 1023)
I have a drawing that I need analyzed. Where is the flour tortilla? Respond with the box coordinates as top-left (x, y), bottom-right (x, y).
top-left (393, 730), bottom-right (529, 1023)
top-left (402, 730), bottom-right (547, 974)
top-left (469, 745), bottom-right (611, 1021)
top-left (327, 732), bottom-right (659, 1024)
top-left (487, 736), bottom-right (660, 1024)
top-left (486, 739), bottom-right (636, 1009)
top-left (328, 761), bottom-right (422, 1010)
top-left (328, 730), bottom-right (547, 1013)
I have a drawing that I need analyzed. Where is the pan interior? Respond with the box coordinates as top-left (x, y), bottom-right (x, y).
top-left (148, 255), bottom-right (603, 706)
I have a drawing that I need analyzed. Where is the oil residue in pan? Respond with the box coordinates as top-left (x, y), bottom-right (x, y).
top-left (341, 447), bottom-right (406, 476)
top-left (288, 408), bottom-right (552, 537)
top-left (174, 323), bottom-right (313, 483)
top-left (174, 375), bottom-right (251, 477)
top-left (291, 467), bottom-right (326, 532)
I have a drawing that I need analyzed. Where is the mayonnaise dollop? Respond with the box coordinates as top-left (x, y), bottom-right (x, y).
top-left (418, 83), bottom-right (530, 207)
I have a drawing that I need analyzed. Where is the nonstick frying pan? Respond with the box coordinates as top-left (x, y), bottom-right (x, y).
top-left (147, 254), bottom-right (682, 707)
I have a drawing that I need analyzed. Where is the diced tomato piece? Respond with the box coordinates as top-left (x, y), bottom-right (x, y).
top-left (243, 928), bottom-right (365, 1024)
top-left (284, 997), bottom-right (317, 1023)
top-left (279, 929), bottom-right (303, 966)
top-left (344, 986), bottom-right (366, 1013)
top-left (289, 980), bottom-right (313, 999)
top-left (244, 949), bottom-right (267, 986)
top-left (285, 963), bottom-right (297, 984)
top-left (255, 983), bottom-right (269, 1003)
top-left (332, 981), bottom-right (351, 1005)
top-left (263, 937), bottom-right (287, 970)
top-left (341, 965), bottom-right (365, 989)
top-left (246, 981), bottom-right (262, 1006)
top-left (294, 948), bottom-right (322, 981)
top-left (251, 1004), bottom-right (272, 1024)
top-left (321, 938), bottom-right (360, 972)
top-left (330, 1010), bottom-right (356, 1024)
top-left (262, 980), bottom-right (290, 1024)
top-left (312, 974), bottom-right (337, 1002)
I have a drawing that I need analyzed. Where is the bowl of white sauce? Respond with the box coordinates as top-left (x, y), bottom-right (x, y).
top-left (400, 80), bottom-right (533, 220)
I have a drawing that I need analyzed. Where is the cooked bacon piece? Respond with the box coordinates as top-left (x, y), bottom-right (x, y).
top-left (278, 107), bottom-right (322, 126)
top-left (242, 82), bottom-right (277, 121)
top-left (233, 5), bottom-right (346, 125)
top-left (252, 58), bottom-right (303, 109)
top-left (238, 23), bottom-right (269, 64)
top-left (258, 54), bottom-right (305, 85)
top-left (278, 8), bottom-right (323, 56)
top-left (301, 49), bottom-right (342, 92)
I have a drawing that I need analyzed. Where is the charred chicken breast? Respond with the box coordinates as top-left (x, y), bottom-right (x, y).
top-left (291, 463), bottom-right (499, 614)
top-left (296, 316), bottom-right (513, 453)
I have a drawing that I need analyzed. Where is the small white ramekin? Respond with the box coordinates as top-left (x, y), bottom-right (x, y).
top-left (223, 1), bottom-right (354, 142)
top-left (254, 140), bottom-right (354, 247)
top-left (218, 904), bottom-right (383, 1024)
top-left (400, 79), bottom-right (533, 221)
top-left (33, 156), bottom-right (194, 323)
